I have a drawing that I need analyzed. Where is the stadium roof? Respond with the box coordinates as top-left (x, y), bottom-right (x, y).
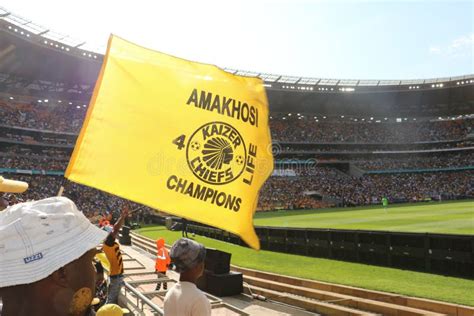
top-left (0, 7), bottom-right (103, 52)
top-left (1, 6), bottom-right (473, 89)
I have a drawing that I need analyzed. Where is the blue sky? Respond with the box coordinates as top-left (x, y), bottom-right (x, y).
top-left (2, 0), bottom-right (473, 79)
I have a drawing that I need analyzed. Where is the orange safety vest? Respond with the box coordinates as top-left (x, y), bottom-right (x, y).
top-left (155, 239), bottom-right (170, 272)
top-left (103, 242), bottom-right (124, 276)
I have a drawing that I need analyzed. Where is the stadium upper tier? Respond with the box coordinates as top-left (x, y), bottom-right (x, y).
top-left (1, 9), bottom-right (473, 117)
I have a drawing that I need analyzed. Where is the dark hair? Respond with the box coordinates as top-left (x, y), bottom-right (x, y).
top-left (94, 259), bottom-right (104, 274)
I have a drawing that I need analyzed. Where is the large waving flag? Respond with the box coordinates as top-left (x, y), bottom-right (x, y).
top-left (66, 35), bottom-right (273, 249)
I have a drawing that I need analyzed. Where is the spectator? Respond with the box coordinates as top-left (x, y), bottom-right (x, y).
top-left (0, 197), bottom-right (107, 316)
top-left (164, 238), bottom-right (211, 316)
top-left (155, 238), bottom-right (171, 291)
top-left (102, 205), bottom-right (129, 304)
top-left (182, 218), bottom-right (189, 238)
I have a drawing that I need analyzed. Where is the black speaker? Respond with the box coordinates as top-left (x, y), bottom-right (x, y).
top-left (119, 226), bottom-right (131, 245)
top-left (204, 248), bottom-right (231, 274)
top-left (197, 271), bottom-right (243, 297)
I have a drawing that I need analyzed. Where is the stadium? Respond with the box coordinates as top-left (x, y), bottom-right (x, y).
top-left (0, 5), bottom-right (473, 316)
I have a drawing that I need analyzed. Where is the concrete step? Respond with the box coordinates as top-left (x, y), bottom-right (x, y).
top-left (245, 284), bottom-right (377, 316)
top-left (245, 275), bottom-right (446, 316)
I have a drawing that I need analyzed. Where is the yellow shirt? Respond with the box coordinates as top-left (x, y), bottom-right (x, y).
top-left (102, 241), bottom-right (123, 276)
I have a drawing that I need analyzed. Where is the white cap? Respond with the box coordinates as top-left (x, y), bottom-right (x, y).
top-left (0, 196), bottom-right (108, 288)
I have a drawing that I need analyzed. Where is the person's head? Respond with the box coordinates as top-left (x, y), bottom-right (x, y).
top-left (0, 196), bottom-right (8, 211)
top-left (0, 197), bottom-right (108, 316)
top-left (169, 238), bottom-right (206, 282)
top-left (156, 238), bottom-right (165, 249)
top-left (96, 304), bottom-right (129, 316)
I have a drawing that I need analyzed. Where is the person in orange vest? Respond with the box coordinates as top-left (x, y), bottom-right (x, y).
top-left (155, 238), bottom-right (170, 291)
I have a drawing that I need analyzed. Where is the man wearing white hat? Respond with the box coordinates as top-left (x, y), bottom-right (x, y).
top-left (0, 196), bottom-right (108, 316)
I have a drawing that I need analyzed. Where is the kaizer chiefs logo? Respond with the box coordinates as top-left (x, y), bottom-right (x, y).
top-left (186, 122), bottom-right (247, 185)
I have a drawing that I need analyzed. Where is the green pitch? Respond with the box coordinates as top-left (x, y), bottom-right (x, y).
top-left (137, 226), bottom-right (474, 306)
top-left (253, 200), bottom-right (474, 234)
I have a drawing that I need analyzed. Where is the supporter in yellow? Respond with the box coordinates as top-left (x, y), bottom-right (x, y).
top-left (102, 205), bottom-right (129, 304)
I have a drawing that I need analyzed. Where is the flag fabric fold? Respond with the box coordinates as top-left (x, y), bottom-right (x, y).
top-left (66, 35), bottom-right (273, 249)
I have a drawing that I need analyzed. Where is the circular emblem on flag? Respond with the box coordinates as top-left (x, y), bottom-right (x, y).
top-left (186, 122), bottom-right (247, 185)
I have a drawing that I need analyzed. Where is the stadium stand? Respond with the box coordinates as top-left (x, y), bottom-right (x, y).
top-left (0, 12), bottom-right (473, 214)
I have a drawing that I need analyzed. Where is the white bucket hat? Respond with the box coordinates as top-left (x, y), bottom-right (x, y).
top-left (0, 196), bottom-right (108, 288)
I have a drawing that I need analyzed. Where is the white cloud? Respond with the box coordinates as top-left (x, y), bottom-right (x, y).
top-left (429, 33), bottom-right (474, 58)
top-left (429, 46), bottom-right (441, 54)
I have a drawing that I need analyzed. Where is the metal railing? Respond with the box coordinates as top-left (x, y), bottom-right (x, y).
top-left (123, 282), bottom-right (164, 315)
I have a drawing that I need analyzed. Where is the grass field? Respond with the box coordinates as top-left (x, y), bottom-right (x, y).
top-left (136, 226), bottom-right (474, 306)
top-left (254, 200), bottom-right (474, 234)
top-left (136, 201), bottom-right (474, 305)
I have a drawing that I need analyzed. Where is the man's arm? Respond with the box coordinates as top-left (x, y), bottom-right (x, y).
top-left (111, 203), bottom-right (130, 240)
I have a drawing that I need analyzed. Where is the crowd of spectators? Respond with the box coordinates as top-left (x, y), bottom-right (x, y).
top-left (2, 100), bottom-right (473, 145)
top-left (0, 130), bottom-right (75, 146)
top-left (0, 155), bottom-right (68, 170)
top-left (270, 116), bottom-right (473, 143)
top-left (0, 99), bottom-right (85, 133)
top-left (1, 98), bottom-right (473, 213)
top-left (259, 168), bottom-right (473, 209)
top-left (3, 175), bottom-right (155, 223)
top-left (2, 148), bottom-right (472, 211)
top-left (2, 167), bottom-right (472, 213)
top-left (354, 152), bottom-right (474, 170)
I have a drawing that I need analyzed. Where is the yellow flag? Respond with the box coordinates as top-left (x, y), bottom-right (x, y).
top-left (66, 35), bottom-right (273, 250)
